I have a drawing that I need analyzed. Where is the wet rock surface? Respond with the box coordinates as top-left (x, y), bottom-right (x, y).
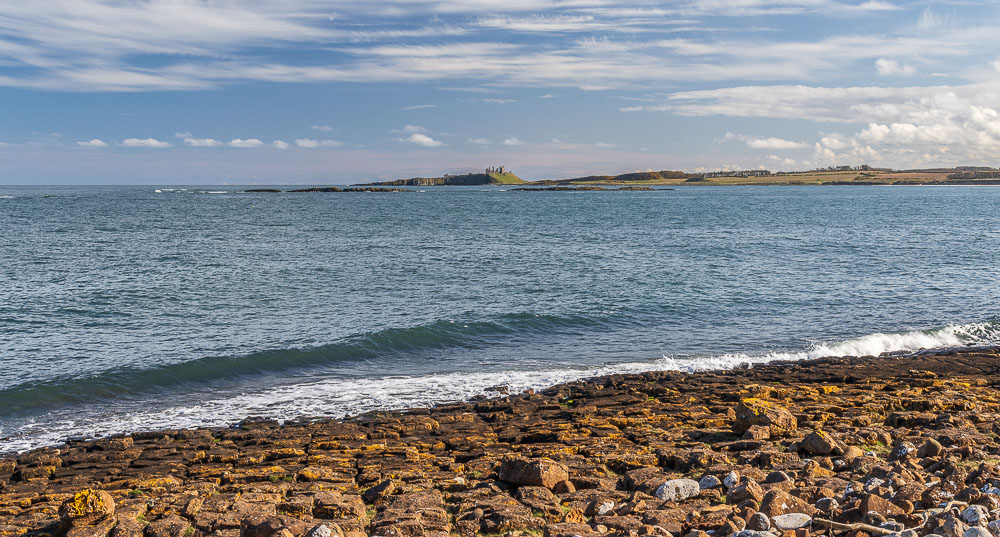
top-left (4, 347), bottom-right (1000, 537)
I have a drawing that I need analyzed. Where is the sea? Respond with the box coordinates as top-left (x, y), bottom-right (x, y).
top-left (1, 185), bottom-right (999, 453)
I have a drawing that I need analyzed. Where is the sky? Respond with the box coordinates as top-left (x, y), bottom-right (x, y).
top-left (1, 1), bottom-right (1000, 184)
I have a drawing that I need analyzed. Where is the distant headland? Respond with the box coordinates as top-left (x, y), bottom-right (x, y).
top-left (241, 165), bottom-right (1000, 193)
top-left (355, 165), bottom-right (1000, 187)
top-left (356, 166), bottom-right (525, 187)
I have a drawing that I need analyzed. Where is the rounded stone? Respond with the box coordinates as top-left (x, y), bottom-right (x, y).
top-left (772, 513), bottom-right (812, 531)
top-left (962, 527), bottom-right (992, 537)
top-left (747, 513), bottom-right (771, 532)
top-left (656, 479), bottom-right (702, 502)
top-left (961, 505), bottom-right (989, 526)
top-left (700, 475), bottom-right (722, 490)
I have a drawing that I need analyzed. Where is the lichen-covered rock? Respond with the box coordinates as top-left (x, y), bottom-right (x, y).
top-left (59, 489), bottom-right (116, 526)
top-left (499, 457), bottom-right (569, 489)
top-left (733, 399), bottom-right (797, 436)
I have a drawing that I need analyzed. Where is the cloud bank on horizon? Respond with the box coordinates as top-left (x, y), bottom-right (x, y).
top-left (1, 0), bottom-right (999, 183)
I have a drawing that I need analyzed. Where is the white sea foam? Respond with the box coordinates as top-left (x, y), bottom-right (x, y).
top-left (2, 322), bottom-right (995, 453)
top-left (0, 195), bottom-right (13, 199)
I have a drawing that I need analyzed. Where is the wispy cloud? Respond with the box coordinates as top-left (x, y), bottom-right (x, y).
top-left (295, 138), bottom-right (345, 148)
top-left (402, 104), bottom-right (437, 110)
top-left (310, 124), bottom-right (333, 132)
top-left (121, 138), bottom-right (171, 148)
top-left (503, 137), bottom-right (526, 146)
top-left (875, 58), bottom-right (916, 76)
top-left (724, 132), bottom-right (808, 150)
top-left (229, 138), bottom-right (264, 148)
top-left (76, 138), bottom-right (108, 148)
top-left (404, 133), bottom-right (444, 147)
top-left (184, 137), bottom-right (223, 147)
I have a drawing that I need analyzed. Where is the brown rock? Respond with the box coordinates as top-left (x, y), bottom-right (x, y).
top-left (553, 479), bottom-right (576, 494)
top-left (145, 515), bottom-right (192, 537)
top-left (545, 523), bottom-right (600, 537)
top-left (110, 518), bottom-right (145, 537)
top-left (918, 438), bottom-right (943, 458)
top-left (859, 494), bottom-right (904, 517)
top-left (743, 426), bottom-right (772, 441)
top-left (734, 399), bottom-right (797, 436)
top-left (801, 430), bottom-right (843, 455)
top-left (759, 490), bottom-right (817, 517)
top-left (499, 457), bottom-right (570, 490)
top-left (240, 516), bottom-right (311, 537)
top-left (313, 492), bottom-right (366, 523)
top-left (361, 479), bottom-right (397, 504)
top-left (728, 480), bottom-right (764, 505)
top-left (371, 490), bottom-right (450, 537)
top-left (67, 520), bottom-right (116, 537)
top-left (60, 489), bottom-right (116, 526)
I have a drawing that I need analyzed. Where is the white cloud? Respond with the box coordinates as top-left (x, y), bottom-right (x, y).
top-left (468, 138), bottom-right (491, 145)
top-left (310, 124), bottom-right (333, 132)
top-left (503, 137), bottom-right (526, 146)
top-left (875, 58), bottom-right (915, 76)
top-left (402, 104), bottom-right (437, 110)
top-left (724, 132), bottom-right (807, 150)
top-left (595, 142), bottom-right (617, 148)
top-left (273, 140), bottom-right (290, 150)
top-left (482, 98), bottom-right (517, 104)
top-left (229, 138), bottom-right (264, 148)
top-left (173, 131), bottom-right (192, 138)
top-left (403, 125), bottom-right (426, 133)
top-left (121, 138), bottom-right (171, 148)
top-left (76, 138), bottom-right (108, 147)
top-left (295, 138), bottom-right (345, 148)
top-left (404, 133), bottom-right (444, 147)
top-left (184, 137), bottom-right (222, 147)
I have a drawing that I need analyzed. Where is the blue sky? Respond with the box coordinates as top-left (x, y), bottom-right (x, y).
top-left (1, 1), bottom-right (999, 184)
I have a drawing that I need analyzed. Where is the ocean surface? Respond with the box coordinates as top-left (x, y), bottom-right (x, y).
top-left (1, 185), bottom-right (999, 453)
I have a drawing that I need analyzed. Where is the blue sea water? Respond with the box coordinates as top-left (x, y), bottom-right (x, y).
top-left (1, 185), bottom-right (999, 452)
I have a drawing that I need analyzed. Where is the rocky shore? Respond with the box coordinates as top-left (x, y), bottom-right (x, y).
top-left (4, 347), bottom-right (1000, 537)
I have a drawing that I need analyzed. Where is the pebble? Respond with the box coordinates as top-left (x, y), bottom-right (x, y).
top-left (772, 513), bottom-right (812, 531)
top-left (700, 475), bottom-right (722, 490)
top-left (305, 525), bottom-right (331, 537)
top-left (656, 479), bottom-right (702, 502)
top-left (816, 498), bottom-right (839, 511)
top-left (747, 513), bottom-right (771, 531)
top-left (596, 501), bottom-right (615, 516)
top-left (961, 505), bottom-right (989, 526)
top-left (724, 471), bottom-right (741, 489)
top-left (962, 528), bottom-right (992, 537)
top-left (731, 531), bottom-right (774, 537)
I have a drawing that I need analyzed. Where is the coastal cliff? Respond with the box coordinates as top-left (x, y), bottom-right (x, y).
top-left (4, 347), bottom-right (1000, 537)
